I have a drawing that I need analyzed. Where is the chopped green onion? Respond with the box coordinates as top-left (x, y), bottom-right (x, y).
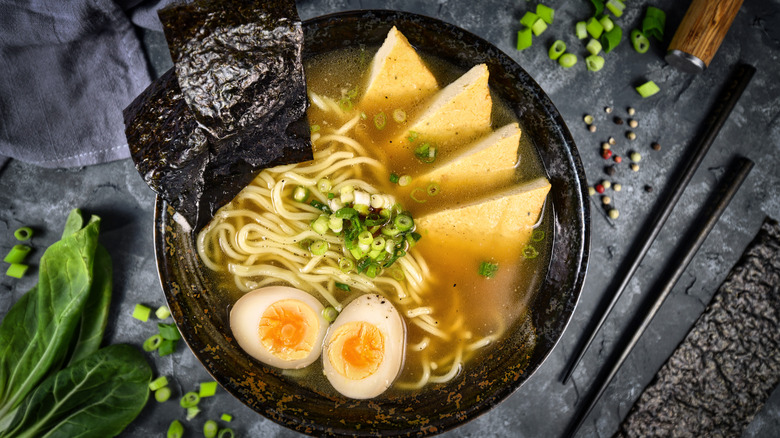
top-left (519, 12), bottom-right (538, 28)
top-left (155, 305), bottom-right (171, 319)
top-left (292, 186), bottom-right (309, 202)
top-left (389, 268), bottom-right (405, 281)
top-left (158, 339), bottom-right (177, 356)
top-left (335, 283), bottom-right (350, 292)
top-left (180, 391), bottom-right (200, 408)
top-left (599, 16), bottom-right (614, 33)
top-left (533, 230), bottom-right (546, 242)
top-left (590, 0), bottom-right (605, 16)
top-left (558, 53), bottom-right (577, 68)
top-left (339, 96), bottom-right (353, 112)
top-left (410, 188), bottom-right (427, 203)
top-left (158, 323), bottom-right (181, 340)
top-left (606, 0), bottom-right (625, 17)
top-left (426, 182), bottom-right (441, 197)
top-left (149, 376), bottom-right (169, 391)
top-left (354, 204), bottom-right (369, 215)
top-left (218, 428), bottom-right (235, 438)
top-left (328, 216), bottom-right (343, 233)
top-left (334, 207), bottom-right (357, 219)
top-left (132, 303), bottom-right (151, 322)
top-left (358, 231), bottom-right (374, 246)
top-left (5, 263), bottom-right (27, 278)
top-left (398, 175), bottom-right (412, 187)
top-left (406, 131), bottom-right (419, 142)
top-left (221, 413), bottom-right (233, 422)
top-left (374, 112), bottom-right (387, 130)
top-left (636, 80), bottom-right (660, 98)
top-left (311, 215), bottom-right (330, 235)
top-left (631, 30), bottom-right (650, 53)
top-left (155, 386), bottom-right (171, 402)
top-left (392, 109), bottom-right (407, 123)
top-left (536, 4), bottom-right (554, 24)
top-left (4, 244), bottom-right (31, 264)
top-left (575, 21), bottom-right (587, 39)
top-left (414, 143), bottom-right (437, 163)
top-left (405, 233), bottom-right (418, 248)
top-left (13, 226), bottom-right (33, 241)
top-left (389, 173), bottom-right (400, 184)
top-left (478, 261), bottom-right (499, 278)
top-left (365, 264), bottom-right (379, 278)
top-left (531, 18), bottom-right (548, 36)
top-left (199, 381), bottom-right (218, 398)
top-left (548, 40), bottom-right (566, 60)
top-left (371, 236), bottom-right (386, 252)
top-left (523, 245), bottom-right (540, 259)
top-left (327, 192), bottom-right (335, 199)
top-left (517, 28), bottom-right (533, 51)
top-left (309, 199), bottom-right (332, 214)
top-left (317, 178), bottom-right (332, 193)
top-left (338, 258), bottom-right (355, 273)
top-left (310, 124), bottom-right (320, 133)
top-left (143, 334), bottom-right (163, 352)
top-left (643, 7), bottom-right (666, 40)
top-left (586, 17), bottom-right (604, 39)
top-left (310, 240), bottom-right (329, 256)
top-left (186, 406), bottom-right (201, 420)
top-left (586, 55), bottom-right (605, 72)
top-left (600, 26), bottom-right (623, 53)
top-left (167, 420), bottom-right (184, 438)
top-left (204, 420), bottom-right (219, 438)
top-left (394, 215), bottom-right (414, 231)
top-left (586, 38), bottom-right (602, 55)
top-left (380, 225), bottom-right (401, 237)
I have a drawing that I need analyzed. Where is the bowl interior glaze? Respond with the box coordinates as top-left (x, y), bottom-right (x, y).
top-left (154, 10), bottom-right (589, 437)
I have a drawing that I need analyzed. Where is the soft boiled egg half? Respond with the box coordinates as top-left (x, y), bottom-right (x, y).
top-left (322, 294), bottom-right (406, 399)
top-left (230, 286), bottom-right (328, 369)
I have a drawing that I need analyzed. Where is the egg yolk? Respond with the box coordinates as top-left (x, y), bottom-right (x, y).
top-left (327, 321), bottom-right (384, 380)
top-left (257, 299), bottom-right (319, 361)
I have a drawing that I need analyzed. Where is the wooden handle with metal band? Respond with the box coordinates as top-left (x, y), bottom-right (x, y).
top-left (666, 0), bottom-right (744, 73)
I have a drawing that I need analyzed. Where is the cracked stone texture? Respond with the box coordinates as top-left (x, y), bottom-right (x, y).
top-left (1, 0), bottom-right (780, 437)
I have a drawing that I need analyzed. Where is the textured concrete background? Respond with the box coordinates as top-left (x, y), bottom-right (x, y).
top-left (1, 0), bottom-right (779, 437)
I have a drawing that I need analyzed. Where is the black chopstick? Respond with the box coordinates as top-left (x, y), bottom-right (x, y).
top-left (564, 155), bottom-right (754, 438)
top-left (559, 63), bottom-right (756, 384)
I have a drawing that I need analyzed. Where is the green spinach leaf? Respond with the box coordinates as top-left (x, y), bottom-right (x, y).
top-left (0, 214), bottom-right (100, 422)
top-left (66, 244), bottom-right (113, 366)
top-left (0, 344), bottom-right (151, 438)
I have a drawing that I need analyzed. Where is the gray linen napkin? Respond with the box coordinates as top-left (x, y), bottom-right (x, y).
top-left (0, 0), bottom-right (176, 169)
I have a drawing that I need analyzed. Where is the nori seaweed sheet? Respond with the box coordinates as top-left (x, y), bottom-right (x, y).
top-left (123, 0), bottom-right (311, 231)
top-left (615, 218), bottom-right (780, 438)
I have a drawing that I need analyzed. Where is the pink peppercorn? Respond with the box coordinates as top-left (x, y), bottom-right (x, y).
top-left (602, 149), bottom-right (613, 160)
top-left (595, 184), bottom-right (605, 194)
top-left (614, 155), bottom-right (622, 163)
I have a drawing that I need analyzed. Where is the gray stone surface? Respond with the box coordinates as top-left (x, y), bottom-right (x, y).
top-left (1, 0), bottom-right (779, 437)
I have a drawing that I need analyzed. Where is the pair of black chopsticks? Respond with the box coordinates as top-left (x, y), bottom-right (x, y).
top-left (562, 63), bottom-right (756, 437)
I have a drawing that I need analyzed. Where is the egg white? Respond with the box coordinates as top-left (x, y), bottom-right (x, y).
top-left (230, 286), bottom-right (328, 369)
top-left (322, 294), bottom-right (406, 399)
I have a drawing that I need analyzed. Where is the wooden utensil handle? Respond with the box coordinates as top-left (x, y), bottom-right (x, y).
top-left (666, 0), bottom-right (744, 73)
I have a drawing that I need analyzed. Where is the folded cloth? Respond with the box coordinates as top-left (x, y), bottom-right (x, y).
top-left (0, 0), bottom-right (176, 169)
top-left (616, 217), bottom-right (780, 437)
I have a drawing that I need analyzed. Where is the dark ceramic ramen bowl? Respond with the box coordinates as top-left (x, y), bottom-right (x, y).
top-left (154, 9), bottom-right (589, 437)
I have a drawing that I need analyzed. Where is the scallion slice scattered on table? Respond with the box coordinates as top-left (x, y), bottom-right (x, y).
top-left (531, 18), bottom-right (548, 36)
top-left (643, 6), bottom-right (666, 40)
top-left (6, 263), bottom-right (28, 278)
top-left (180, 391), bottom-right (200, 408)
top-left (558, 53), bottom-right (577, 68)
top-left (221, 413), bottom-right (233, 422)
top-left (600, 26), bottom-right (623, 53)
top-left (132, 303), bottom-right (151, 322)
top-left (13, 226), bottom-right (33, 241)
top-left (167, 420), bottom-right (184, 438)
top-left (586, 38), bottom-right (602, 55)
top-left (636, 80), bottom-right (660, 97)
top-left (548, 40), bottom-right (566, 60)
top-left (4, 244), bottom-right (31, 264)
top-left (519, 11), bottom-right (538, 28)
top-left (517, 28), bottom-right (532, 51)
top-left (204, 420), bottom-right (219, 438)
top-left (218, 428), bottom-right (235, 438)
top-left (586, 55), bottom-right (605, 72)
top-left (149, 376), bottom-right (169, 391)
top-left (586, 17), bottom-right (604, 39)
top-left (142, 334), bottom-right (163, 352)
top-left (155, 305), bottom-right (171, 320)
top-left (199, 381), bottom-right (218, 398)
top-left (536, 4), bottom-right (555, 24)
top-left (599, 16), bottom-right (614, 32)
top-left (631, 29), bottom-right (650, 53)
top-left (576, 21), bottom-right (587, 39)
top-left (155, 386), bottom-right (172, 403)
top-left (606, 0), bottom-right (626, 17)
